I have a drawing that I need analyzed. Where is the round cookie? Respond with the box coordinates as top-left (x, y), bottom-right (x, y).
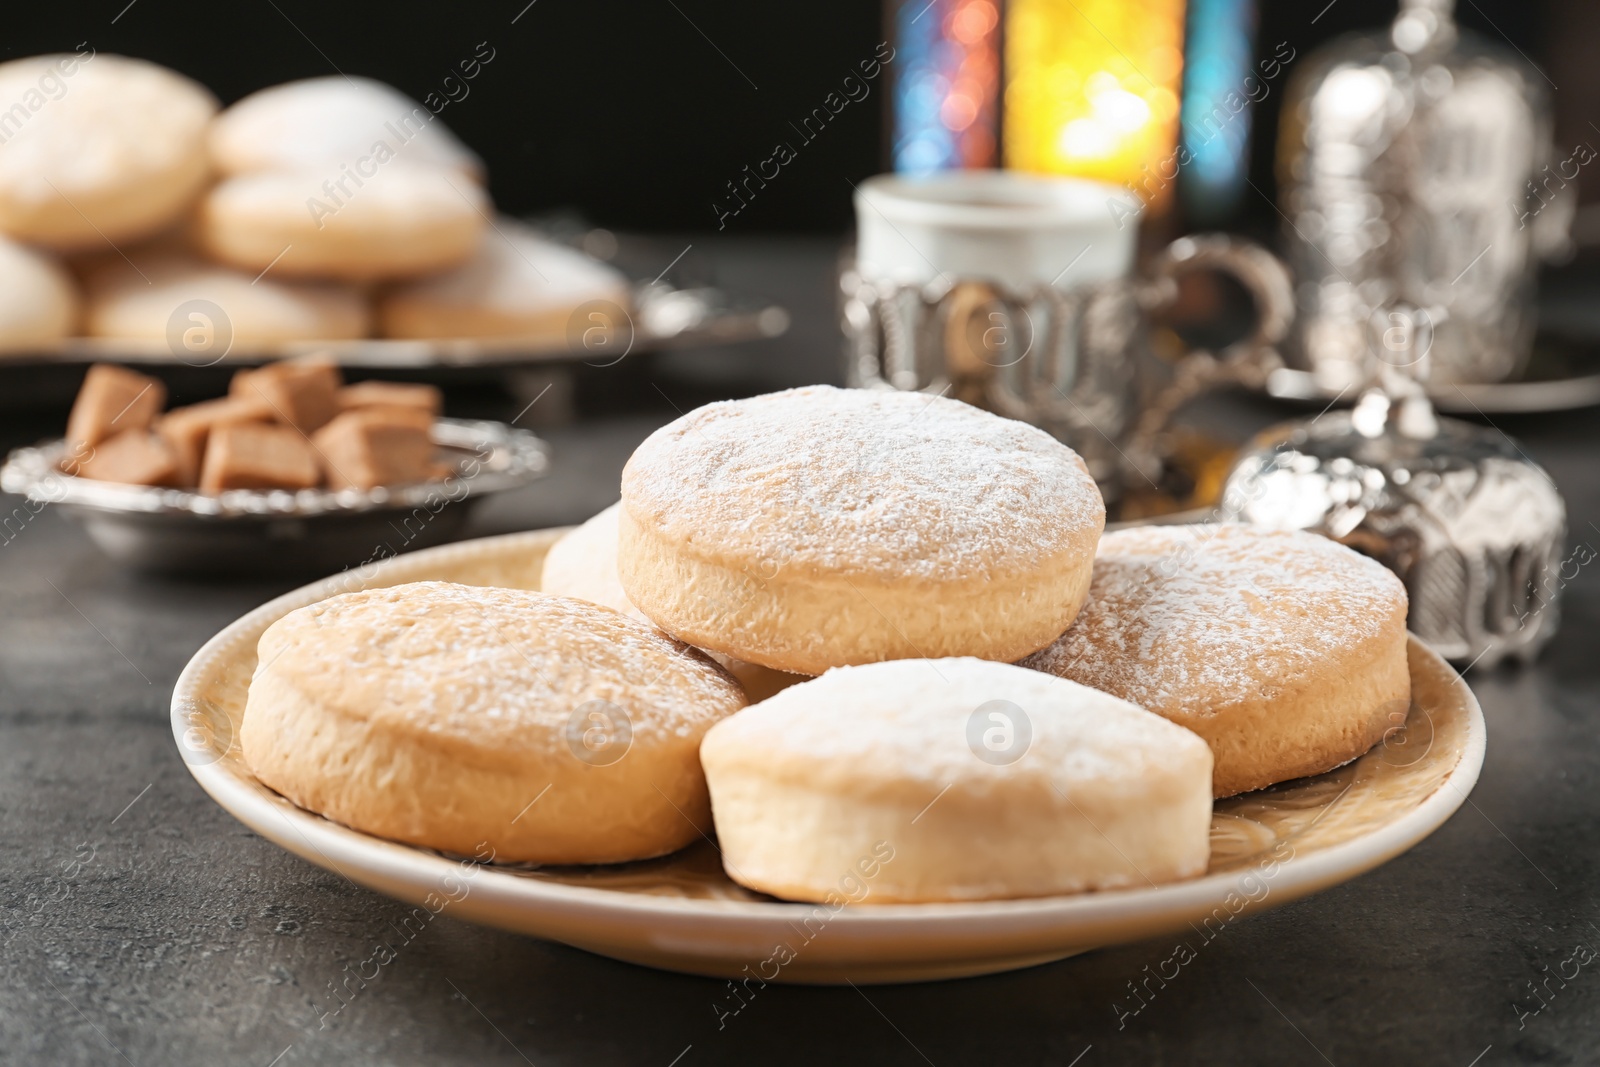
top-left (196, 166), bottom-right (488, 281)
top-left (0, 237), bottom-right (77, 352)
top-left (700, 657), bottom-right (1213, 903)
top-left (541, 503), bottom-right (655, 625)
top-left (541, 503), bottom-right (804, 703)
top-left (378, 220), bottom-right (631, 342)
top-left (1021, 524), bottom-right (1410, 798)
top-left (0, 53), bottom-right (216, 251)
top-left (209, 76), bottom-right (483, 178)
top-left (241, 581), bottom-right (746, 864)
top-left (82, 249), bottom-right (367, 345)
top-left (618, 385), bottom-right (1106, 675)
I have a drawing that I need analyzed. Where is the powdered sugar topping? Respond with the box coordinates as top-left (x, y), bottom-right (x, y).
top-left (258, 581), bottom-right (744, 753)
top-left (622, 385), bottom-right (1104, 580)
top-left (1021, 524), bottom-right (1407, 716)
top-left (708, 657), bottom-right (1205, 786)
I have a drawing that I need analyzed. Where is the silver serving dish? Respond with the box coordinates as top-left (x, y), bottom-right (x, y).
top-left (0, 418), bottom-right (550, 574)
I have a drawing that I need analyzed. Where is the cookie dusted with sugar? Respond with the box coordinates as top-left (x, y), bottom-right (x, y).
top-left (241, 581), bottom-right (746, 864)
top-left (618, 386), bottom-right (1105, 675)
top-left (700, 658), bottom-right (1213, 903)
top-left (541, 502), bottom-right (805, 702)
top-left (1021, 524), bottom-right (1410, 797)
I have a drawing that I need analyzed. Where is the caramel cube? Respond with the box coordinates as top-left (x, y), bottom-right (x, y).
top-left (156, 395), bottom-right (274, 486)
top-left (229, 357), bottom-right (343, 434)
top-left (337, 381), bottom-right (442, 417)
top-left (76, 430), bottom-right (181, 487)
top-left (66, 365), bottom-right (167, 457)
top-left (311, 408), bottom-right (438, 490)
top-left (199, 423), bottom-right (322, 493)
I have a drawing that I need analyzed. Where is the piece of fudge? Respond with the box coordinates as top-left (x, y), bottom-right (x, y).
top-left (336, 381), bottom-right (443, 417)
top-left (65, 365), bottom-right (167, 464)
top-left (199, 423), bottom-right (322, 493)
top-left (311, 408), bottom-right (438, 491)
top-left (156, 395), bottom-right (274, 487)
top-left (229, 357), bottom-right (342, 433)
top-left (76, 430), bottom-right (181, 487)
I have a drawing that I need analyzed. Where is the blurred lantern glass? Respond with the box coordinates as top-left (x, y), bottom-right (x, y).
top-left (1178, 0), bottom-right (1256, 223)
top-left (1003, 0), bottom-right (1185, 201)
top-left (892, 0), bottom-right (1002, 174)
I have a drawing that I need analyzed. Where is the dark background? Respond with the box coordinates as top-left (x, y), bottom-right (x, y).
top-left (3, 0), bottom-right (1581, 236)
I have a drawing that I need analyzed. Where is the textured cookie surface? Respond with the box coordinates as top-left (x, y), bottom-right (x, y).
top-left (241, 581), bottom-right (745, 863)
top-left (701, 657), bottom-right (1213, 902)
top-left (619, 386), bottom-right (1105, 674)
top-left (1022, 524), bottom-right (1410, 797)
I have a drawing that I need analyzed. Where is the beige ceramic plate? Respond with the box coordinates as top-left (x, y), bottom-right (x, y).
top-left (172, 529), bottom-right (1486, 984)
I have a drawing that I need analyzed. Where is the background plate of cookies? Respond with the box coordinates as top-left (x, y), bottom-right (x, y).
top-left (173, 386), bottom-right (1487, 984)
top-left (0, 56), bottom-right (787, 369)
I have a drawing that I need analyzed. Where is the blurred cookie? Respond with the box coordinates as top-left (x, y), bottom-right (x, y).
top-left (209, 76), bottom-right (482, 179)
top-left (378, 221), bottom-right (630, 342)
top-left (0, 236), bottom-right (77, 352)
top-left (0, 53), bottom-right (216, 251)
top-left (540, 503), bottom-right (647, 623)
top-left (82, 250), bottom-right (367, 347)
top-left (196, 167), bottom-right (488, 281)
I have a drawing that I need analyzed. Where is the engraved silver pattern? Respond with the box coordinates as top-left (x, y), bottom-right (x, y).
top-left (1222, 409), bottom-right (1566, 666)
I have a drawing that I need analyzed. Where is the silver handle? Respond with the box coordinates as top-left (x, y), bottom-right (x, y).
top-left (1125, 235), bottom-right (1297, 481)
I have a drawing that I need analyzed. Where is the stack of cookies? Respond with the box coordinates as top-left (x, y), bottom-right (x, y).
top-left (0, 55), bottom-right (627, 353)
top-left (241, 386), bottom-right (1412, 904)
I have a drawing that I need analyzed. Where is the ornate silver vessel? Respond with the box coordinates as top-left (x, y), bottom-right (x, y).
top-left (842, 173), bottom-right (1294, 502)
top-left (1277, 0), bottom-right (1568, 390)
top-left (1222, 308), bottom-right (1568, 666)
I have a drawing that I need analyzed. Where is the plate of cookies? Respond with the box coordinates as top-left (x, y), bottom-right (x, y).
top-left (173, 386), bottom-right (1484, 984)
top-left (0, 54), bottom-right (785, 367)
top-left (2, 358), bottom-right (549, 572)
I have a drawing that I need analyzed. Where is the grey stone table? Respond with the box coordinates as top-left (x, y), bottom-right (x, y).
top-left (3, 240), bottom-right (1599, 1067)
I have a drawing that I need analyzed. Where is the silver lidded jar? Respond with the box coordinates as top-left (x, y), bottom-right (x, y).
top-left (1222, 307), bottom-right (1568, 668)
top-left (1277, 0), bottom-right (1568, 390)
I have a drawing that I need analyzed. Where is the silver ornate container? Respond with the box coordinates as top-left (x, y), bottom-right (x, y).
top-left (1277, 0), bottom-right (1566, 390)
top-left (1222, 386), bottom-right (1567, 667)
top-left (842, 266), bottom-right (1140, 490)
top-left (842, 173), bottom-right (1295, 502)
